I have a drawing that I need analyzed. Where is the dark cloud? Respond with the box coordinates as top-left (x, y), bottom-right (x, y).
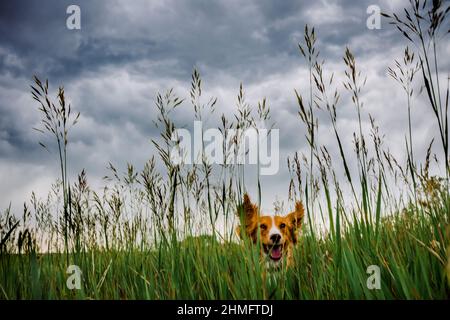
top-left (0, 0), bottom-right (448, 212)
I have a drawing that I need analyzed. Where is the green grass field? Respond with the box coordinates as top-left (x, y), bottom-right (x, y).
top-left (1, 201), bottom-right (449, 299)
top-left (1, 0), bottom-right (449, 300)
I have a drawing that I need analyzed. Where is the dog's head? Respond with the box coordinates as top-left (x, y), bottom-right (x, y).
top-left (237, 193), bottom-right (304, 266)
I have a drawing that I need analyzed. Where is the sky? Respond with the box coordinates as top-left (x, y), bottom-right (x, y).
top-left (0, 0), bottom-right (449, 216)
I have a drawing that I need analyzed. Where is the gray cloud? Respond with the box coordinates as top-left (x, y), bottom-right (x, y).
top-left (0, 0), bottom-right (448, 214)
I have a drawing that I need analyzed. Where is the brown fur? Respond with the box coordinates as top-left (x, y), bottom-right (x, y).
top-left (237, 193), bottom-right (304, 269)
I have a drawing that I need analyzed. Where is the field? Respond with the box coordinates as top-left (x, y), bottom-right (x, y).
top-left (1, 0), bottom-right (449, 299)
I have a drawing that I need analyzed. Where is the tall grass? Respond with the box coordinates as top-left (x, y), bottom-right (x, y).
top-left (388, 47), bottom-right (421, 205)
top-left (383, 0), bottom-right (449, 177)
top-left (30, 77), bottom-right (80, 260)
top-left (0, 0), bottom-right (449, 300)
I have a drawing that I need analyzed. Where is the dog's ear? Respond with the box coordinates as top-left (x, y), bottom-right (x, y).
top-left (288, 201), bottom-right (304, 230)
top-left (237, 193), bottom-right (258, 240)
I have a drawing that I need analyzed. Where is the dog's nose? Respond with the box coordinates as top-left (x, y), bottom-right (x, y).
top-left (270, 234), bottom-right (281, 244)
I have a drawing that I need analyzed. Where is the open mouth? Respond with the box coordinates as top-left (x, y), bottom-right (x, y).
top-left (264, 244), bottom-right (283, 261)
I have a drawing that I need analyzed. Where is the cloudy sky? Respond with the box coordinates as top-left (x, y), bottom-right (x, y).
top-left (0, 0), bottom-right (448, 215)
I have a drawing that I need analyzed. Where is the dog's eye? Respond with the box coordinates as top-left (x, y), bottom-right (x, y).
top-left (280, 223), bottom-right (286, 229)
top-left (260, 224), bottom-right (267, 230)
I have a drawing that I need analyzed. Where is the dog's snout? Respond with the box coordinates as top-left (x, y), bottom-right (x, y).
top-left (270, 234), bottom-right (281, 244)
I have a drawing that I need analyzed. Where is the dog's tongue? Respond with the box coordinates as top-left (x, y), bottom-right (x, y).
top-left (271, 246), bottom-right (281, 259)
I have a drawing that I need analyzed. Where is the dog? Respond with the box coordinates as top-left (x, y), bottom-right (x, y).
top-left (237, 193), bottom-right (305, 269)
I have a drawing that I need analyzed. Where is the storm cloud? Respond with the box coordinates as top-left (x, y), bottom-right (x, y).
top-left (0, 0), bottom-right (448, 213)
